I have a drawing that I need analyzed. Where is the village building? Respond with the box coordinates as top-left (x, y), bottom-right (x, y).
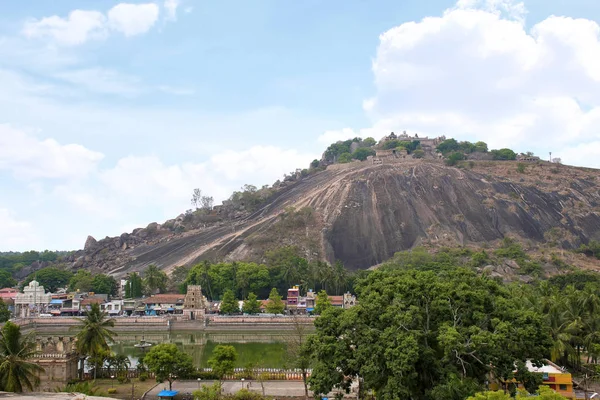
top-left (101, 299), bottom-right (124, 316)
top-left (15, 280), bottom-right (52, 318)
top-left (490, 360), bottom-right (574, 399)
top-left (142, 293), bottom-right (185, 315)
top-left (517, 154), bottom-right (541, 162)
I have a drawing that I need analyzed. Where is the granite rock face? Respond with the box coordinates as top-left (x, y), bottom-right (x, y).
top-left (61, 161), bottom-right (600, 275)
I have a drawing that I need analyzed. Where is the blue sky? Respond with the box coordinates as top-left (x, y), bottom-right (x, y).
top-left (1, 0), bottom-right (600, 251)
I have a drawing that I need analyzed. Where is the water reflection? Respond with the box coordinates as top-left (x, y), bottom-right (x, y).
top-left (110, 330), bottom-right (289, 369)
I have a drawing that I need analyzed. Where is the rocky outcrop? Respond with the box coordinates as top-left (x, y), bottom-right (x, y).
top-left (61, 160), bottom-right (600, 276)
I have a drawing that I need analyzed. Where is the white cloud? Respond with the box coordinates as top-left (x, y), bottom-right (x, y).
top-left (22, 3), bottom-right (160, 46)
top-left (0, 208), bottom-right (39, 250)
top-left (107, 3), bottom-right (160, 37)
top-left (164, 0), bottom-right (180, 21)
top-left (54, 68), bottom-right (142, 96)
top-left (48, 145), bottom-right (318, 227)
top-left (328, 0), bottom-right (600, 164)
top-left (0, 124), bottom-right (104, 180)
top-left (22, 10), bottom-right (107, 46)
top-left (209, 145), bottom-right (318, 181)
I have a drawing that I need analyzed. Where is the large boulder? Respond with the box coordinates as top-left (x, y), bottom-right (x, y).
top-left (84, 235), bottom-right (97, 252)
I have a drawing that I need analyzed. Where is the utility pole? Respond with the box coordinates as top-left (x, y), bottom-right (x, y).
top-left (549, 151), bottom-right (552, 163)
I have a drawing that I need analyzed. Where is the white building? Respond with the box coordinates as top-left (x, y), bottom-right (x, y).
top-left (15, 280), bottom-right (53, 318)
top-left (101, 299), bottom-right (124, 316)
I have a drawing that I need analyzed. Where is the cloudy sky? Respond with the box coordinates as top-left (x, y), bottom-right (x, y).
top-left (1, 0), bottom-right (600, 251)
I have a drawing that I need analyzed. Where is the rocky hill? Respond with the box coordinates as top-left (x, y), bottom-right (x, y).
top-left (59, 158), bottom-right (600, 277)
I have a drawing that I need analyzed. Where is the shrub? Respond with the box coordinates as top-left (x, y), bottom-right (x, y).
top-left (491, 148), bottom-right (517, 160)
top-left (445, 152), bottom-right (466, 166)
top-left (337, 152), bottom-right (353, 163)
top-left (494, 238), bottom-right (527, 261)
top-left (352, 147), bottom-right (376, 161)
top-left (516, 163), bottom-right (526, 173)
top-left (107, 388), bottom-right (117, 394)
top-left (412, 149), bottom-right (425, 159)
top-left (139, 372), bottom-right (148, 382)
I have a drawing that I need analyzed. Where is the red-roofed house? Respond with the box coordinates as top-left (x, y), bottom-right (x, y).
top-left (142, 294), bottom-right (185, 315)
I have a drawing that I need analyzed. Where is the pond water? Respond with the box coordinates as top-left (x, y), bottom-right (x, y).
top-left (109, 330), bottom-right (290, 369)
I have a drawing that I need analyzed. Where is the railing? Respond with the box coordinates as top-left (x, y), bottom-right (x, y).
top-left (93, 367), bottom-right (311, 381)
top-left (207, 315), bottom-right (314, 324)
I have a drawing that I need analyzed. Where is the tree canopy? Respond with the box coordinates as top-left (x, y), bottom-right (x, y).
top-left (220, 289), bottom-right (239, 314)
top-left (208, 345), bottom-right (238, 380)
top-left (144, 343), bottom-right (194, 390)
top-left (265, 288), bottom-right (285, 314)
top-left (22, 267), bottom-right (73, 292)
top-left (307, 267), bottom-right (551, 399)
top-left (242, 292), bottom-right (261, 314)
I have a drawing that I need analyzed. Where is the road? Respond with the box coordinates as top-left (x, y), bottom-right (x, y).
top-left (145, 379), bottom-right (352, 399)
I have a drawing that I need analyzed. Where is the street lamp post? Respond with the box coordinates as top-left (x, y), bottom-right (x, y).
top-left (111, 375), bottom-right (115, 388)
top-left (241, 378), bottom-right (245, 390)
top-left (197, 378), bottom-right (202, 389)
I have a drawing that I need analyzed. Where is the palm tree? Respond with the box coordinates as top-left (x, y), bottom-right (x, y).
top-left (144, 265), bottom-right (167, 294)
top-left (74, 303), bottom-right (116, 379)
top-left (0, 321), bottom-right (44, 392)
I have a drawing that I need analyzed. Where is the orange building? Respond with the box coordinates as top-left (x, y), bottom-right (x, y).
top-left (491, 360), bottom-right (574, 399)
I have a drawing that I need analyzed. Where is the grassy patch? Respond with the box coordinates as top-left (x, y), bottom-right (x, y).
top-left (93, 378), bottom-right (157, 400)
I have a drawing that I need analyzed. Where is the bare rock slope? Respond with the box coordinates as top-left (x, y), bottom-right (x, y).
top-left (66, 160), bottom-right (600, 275)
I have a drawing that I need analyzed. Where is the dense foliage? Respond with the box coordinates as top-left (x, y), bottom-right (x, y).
top-left (21, 267), bottom-right (73, 292)
top-left (208, 345), bottom-right (238, 380)
top-left (145, 343), bottom-right (194, 390)
top-left (183, 247), bottom-right (352, 300)
top-left (307, 267), bottom-right (551, 400)
top-left (69, 270), bottom-right (118, 296)
top-left (124, 272), bottom-right (143, 298)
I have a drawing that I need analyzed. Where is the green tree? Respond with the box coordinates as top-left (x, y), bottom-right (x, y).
top-left (69, 270), bottom-right (93, 293)
top-left (144, 265), bottom-right (168, 294)
top-left (0, 270), bottom-right (16, 289)
top-left (169, 265), bottom-right (190, 293)
top-left (474, 141), bottom-right (488, 152)
top-left (352, 147), bottom-right (376, 161)
top-left (125, 272), bottom-right (143, 298)
top-left (491, 148), bottom-right (517, 160)
top-left (310, 159), bottom-right (320, 169)
top-left (362, 137), bottom-right (377, 147)
top-left (193, 382), bottom-right (222, 400)
top-left (22, 267), bottom-right (73, 292)
top-left (337, 152), bottom-right (353, 163)
top-left (91, 274), bottom-right (118, 296)
top-left (242, 293), bottom-right (261, 314)
top-left (0, 322), bottom-right (43, 392)
top-left (265, 288), bottom-right (285, 314)
top-left (236, 263), bottom-right (270, 299)
top-left (445, 151), bottom-right (466, 166)
top-left (220, 289), bottom-right (239, 314)
top-left (0, 300), bottom-right (11, 323)
top-left (467, 391), bottom-right (511, 400)
top-left (74, 303), bottom-right (116, 379)
top-left (308, 268), bottom-right (551, 399)
top-left (314, 290), bottom-right (332, 315)
top-left (144, 343), bottom-right (194, 390)
top-left (437, 138), bottom-right (461, 155)
top-left (412, 149), bottom-right (425, 158)
top-left (208, 345), bottom-right (237, 380)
